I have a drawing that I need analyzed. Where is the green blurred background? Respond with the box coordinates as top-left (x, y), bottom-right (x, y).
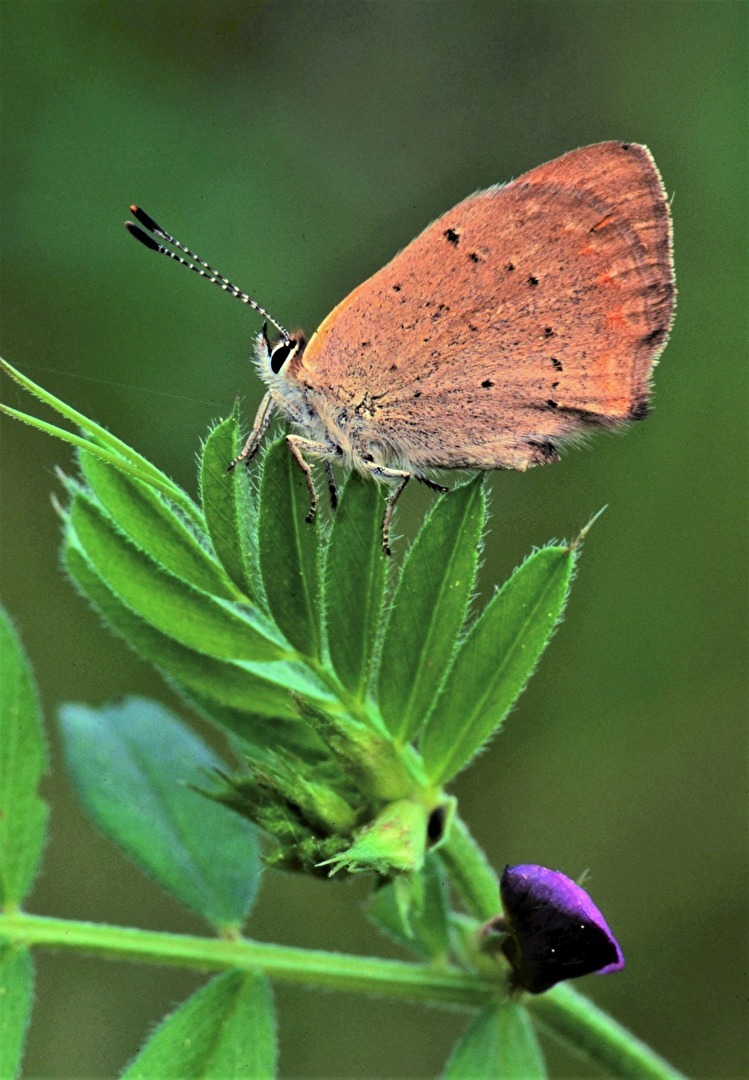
top-left (1, 2), bottom-right (746, 1077)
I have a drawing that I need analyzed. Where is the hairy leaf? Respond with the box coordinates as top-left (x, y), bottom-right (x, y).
top-left (378, 477), bottom-right (485, 743)
top-left (421, 545), bottom-right (575, 783)
top-left (199, 410), bottom-right (261, 601)
top-left (121, 971), bottom-right (276, 1079)
top-left (68, 491), bottom-right (288, 662)
top-left (79, 450), bottom-right (238, 600)
top-left (325, 473), bottom-right (388, 699)
top-left (63, 542), bottom-right (335, 723)
top-left (443, 1001), bottom-right (546, 1078)
top-left (0, 607), bottom-right (48, 907)
top-left (0, 945), bottom-right (34, 1080)
top-left (60, 698), bottom-right (261, 928)
top-left (258, 440), bottom-right (322, 658)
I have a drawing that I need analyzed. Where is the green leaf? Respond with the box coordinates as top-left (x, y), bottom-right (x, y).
top-left (199, 410), bottom-right (261, 601)
top-left (59, 698), bottom-right (261, 928)
top-left (180, 693), bottom-right (332, 772)
top-left (79, 450), bottom-right (240, 601)
top-left (68, 491), bottom-right (288, 662)
top-left (0, 357), bottom-right (201, 525)
top-left (368, 853), bottom-right (451, 961)
top-left (324, 472), bottom-right (388, 699)
top-left (258, 440), bottom-right (322, 658)
top-left (0, 607), bottom-right (48, 908)
top-left (421, 545), bottom-right (576, 783)
top-left (63, 542), bottom-right (335, 724)
top-left (443, 1001), bottom-right (547, 1078)
top-left (121, 970), bottom-right (276, 1080)
top-left (378, 477), bottom-right (485, 743)
top-left (0, 944), bottom-right (34, 1080)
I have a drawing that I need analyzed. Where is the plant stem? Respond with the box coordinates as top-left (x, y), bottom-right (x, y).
top-left (532, 984), bottom-right (688, 1080)
top-left (0, 905), bottom-right (686, 1080)
top-left (439, 813), bottom-right (499, 920)
top-left (0, 911), bottom-right (487, 1009)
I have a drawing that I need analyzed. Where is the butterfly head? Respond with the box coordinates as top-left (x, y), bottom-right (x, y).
top-left (254, 323), bottom-right (306, 386)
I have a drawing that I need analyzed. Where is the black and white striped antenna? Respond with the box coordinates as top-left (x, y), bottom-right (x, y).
top-left (125, 206), bottom-right (291, 340)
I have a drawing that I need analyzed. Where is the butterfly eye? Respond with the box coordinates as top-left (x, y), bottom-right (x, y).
top-left (270, 339), bottom-right (295, 374)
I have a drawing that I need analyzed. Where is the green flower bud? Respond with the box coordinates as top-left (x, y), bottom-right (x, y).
top-left (320, 798), bottom-right (430, 876)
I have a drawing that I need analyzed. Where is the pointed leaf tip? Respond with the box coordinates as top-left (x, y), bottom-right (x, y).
top-left (121, 971), bottom-right (276, 1079)
top-left (570, 505), bottom-right (607, 551)
top-left (443, 1001), bottom-right (547, 1078)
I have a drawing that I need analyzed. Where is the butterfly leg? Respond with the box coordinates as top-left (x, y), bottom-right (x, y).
top-left (415, 473), bottom-right (449, 495)
top-left (325, 460), bottom-right (339, 511)
top-left (368, 470), bottom-right (449, 554)
top-left (382, 479), bottom-right (409, 555)
top-left (227, 391), bottom-right (275, 471)
top-left (286, 434), bottom-right (338, 523)
top-left (359, 463), bottom-right (411, 555)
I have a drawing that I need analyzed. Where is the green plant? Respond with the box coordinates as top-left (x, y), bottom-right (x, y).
top-left (0, 358), bottom-right (684, 1078)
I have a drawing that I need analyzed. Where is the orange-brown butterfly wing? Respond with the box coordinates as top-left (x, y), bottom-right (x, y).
top-left (293, 142), bottom-right (674, 470)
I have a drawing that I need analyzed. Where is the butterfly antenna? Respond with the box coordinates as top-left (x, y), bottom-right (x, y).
top-left (125, 206), bottom-right (291, 340)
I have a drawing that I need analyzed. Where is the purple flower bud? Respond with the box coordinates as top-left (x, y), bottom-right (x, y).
top-left (499, 864), bottom-right (624, 994)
